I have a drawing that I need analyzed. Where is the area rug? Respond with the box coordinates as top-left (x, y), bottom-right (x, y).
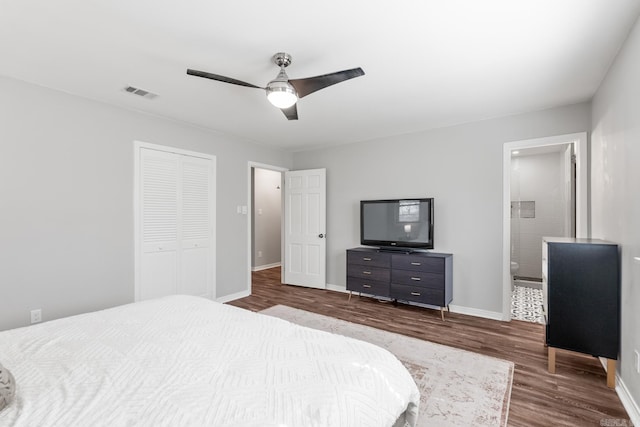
top-left (261, 305), bottom-right (514, 427)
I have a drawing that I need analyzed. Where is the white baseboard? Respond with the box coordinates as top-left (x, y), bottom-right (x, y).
top-left (600, 358), bottom-right (640, 425)
top-left (252, 262), bottom-right (281, 272)
top-left (326, 283), bottom-right (349, 294)
top-left (325, 284), bottom-right (504, 321)
top-left (448, 304), bottom-right (504, 321)
top-left (616, 376), bottom-right (640, 426)
top-left (216, 290), bottom-right (250, 304)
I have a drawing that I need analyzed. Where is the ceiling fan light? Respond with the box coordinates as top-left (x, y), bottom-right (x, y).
top-left (266, 80), bottom-right (297, 109)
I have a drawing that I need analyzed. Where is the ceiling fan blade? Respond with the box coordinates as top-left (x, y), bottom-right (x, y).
top-left (186, 69), bottom-right (263, 89)
top-left (281, 104), bottom-right (298, 120)
top-left (289, 67), bottom-right (365, 98)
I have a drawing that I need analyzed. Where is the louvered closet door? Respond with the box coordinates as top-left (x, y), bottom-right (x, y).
top-left (180, 156), bottom-right (213, 297)
top-left (138, 146), bottom-right (215, 301)
top-left (140, 149), bottom-right (179, 300)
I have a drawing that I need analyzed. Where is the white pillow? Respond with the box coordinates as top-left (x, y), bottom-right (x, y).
top-left (0, 362), bottom-right (15, 411)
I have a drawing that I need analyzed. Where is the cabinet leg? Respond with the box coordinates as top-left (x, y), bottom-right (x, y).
top-left (440, 307), bottom-right (445, 321)
top-left (606, 359), bottom-right (616, 389)
top-left (348, 291), bottom-right (352, 302)
top-left (548, 347), bottom-right (556, 374)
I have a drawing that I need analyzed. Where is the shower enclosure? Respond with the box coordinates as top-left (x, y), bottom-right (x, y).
top-left (510, 144), bottom-right (575, 285)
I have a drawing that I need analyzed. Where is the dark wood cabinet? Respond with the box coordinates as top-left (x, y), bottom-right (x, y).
top-left (542, 237), bottom-right (620, 388)
top-left (346, 247), bottom-right (453, 319)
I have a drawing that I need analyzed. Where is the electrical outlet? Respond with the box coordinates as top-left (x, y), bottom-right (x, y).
top-left (634, 350), bottom-right (640, 374)
top-left (258, 250), bottom-right (263, 258)
top-left (30, 309), bottom-right (42, 324)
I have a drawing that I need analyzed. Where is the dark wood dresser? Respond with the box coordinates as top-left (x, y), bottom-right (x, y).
top-left (542, 237), bottom-right (620, 388)
top-left (346, 247), bottom-right (453, 320)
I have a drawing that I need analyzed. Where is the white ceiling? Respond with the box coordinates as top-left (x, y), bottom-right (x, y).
top-left (1, 1), bottom-right (639, 152)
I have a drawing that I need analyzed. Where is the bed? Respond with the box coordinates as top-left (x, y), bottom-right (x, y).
top-left (0, 295), bottom-right (419, 426)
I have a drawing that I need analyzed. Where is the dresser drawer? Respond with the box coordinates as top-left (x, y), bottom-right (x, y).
top-left (391, 284), bottom-right (443, 306)
top-left (391, 269), bottom-right (443, 288)
top-left (392, 254), bottom-right (443, 272)
top-left (347, 277), bottom-right (390, 297)
top-left (347, 251), bottom-right (391, 268)
top-left (347, 264), bottom-right (390, 282)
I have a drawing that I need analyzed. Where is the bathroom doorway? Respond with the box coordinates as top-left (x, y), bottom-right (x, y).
top-left (509, 144), bottom-right (574, 322)
top-left (502, 133), bottom-right (588, 321)
top-left (510, 144), bottom-right (575, 285)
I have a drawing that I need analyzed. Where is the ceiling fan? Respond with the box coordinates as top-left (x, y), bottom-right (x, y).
top-left (187, 52), bottom-right (365, 120)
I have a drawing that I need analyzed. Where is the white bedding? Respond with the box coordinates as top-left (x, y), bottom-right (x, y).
top-left (0, 295), bottom-right (419, 426)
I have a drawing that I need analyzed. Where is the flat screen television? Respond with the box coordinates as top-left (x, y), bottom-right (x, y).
top-left (360, 198), bottom-right (434, 250)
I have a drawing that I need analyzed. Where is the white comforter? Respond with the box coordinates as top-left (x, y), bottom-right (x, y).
top-left (0, 295), bottom-right (419, 426)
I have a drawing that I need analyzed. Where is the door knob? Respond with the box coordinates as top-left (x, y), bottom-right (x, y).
top-left (318, 233), bottom-right (325, 238)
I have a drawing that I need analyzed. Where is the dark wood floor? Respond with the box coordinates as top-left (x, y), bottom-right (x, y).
top-left (228, 267), bottom-right (630, 427)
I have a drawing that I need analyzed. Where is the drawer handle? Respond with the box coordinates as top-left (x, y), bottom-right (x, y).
top-left (362, 257), bottom-right (372, 261)
top-left (410, 292), bottom-right (421, 296)
top-left (411, 277), bottom-right (421, 281)
top-left (362, 284), bottom-right (371, 288)
top-left (362, 271), bottom-right (372, 275)
top-left (410, 262), bottom-right (421, 266)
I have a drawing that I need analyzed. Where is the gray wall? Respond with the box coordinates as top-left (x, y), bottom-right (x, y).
top-left (292, 102), bottom-right (591, 315)
top-left (591, 14), bottom-right (640, 415)
top-left (252, 168), bottom-right (282, 268)
top-left (0, 76), bottom-right (292, 330)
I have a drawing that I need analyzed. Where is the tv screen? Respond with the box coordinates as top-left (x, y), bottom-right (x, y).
top-left (360, 198), bottom-right (434, 250)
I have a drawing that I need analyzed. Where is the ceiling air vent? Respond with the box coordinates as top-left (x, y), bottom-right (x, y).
top-left (123, 85), bottom-right (158, 99)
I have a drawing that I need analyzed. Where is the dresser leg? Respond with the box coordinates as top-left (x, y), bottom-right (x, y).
top-left (440, 307), bottom-right (445, 321)
top-left (548, 347), bottom-right (556, 374)
top-left (607, 359), bottom-right (616, 389)
top-left (348, 291), bottom-right (352, 302)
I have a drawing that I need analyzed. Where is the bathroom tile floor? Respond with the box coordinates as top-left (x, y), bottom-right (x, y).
top-left (511, 285), bottom-right (544, 323)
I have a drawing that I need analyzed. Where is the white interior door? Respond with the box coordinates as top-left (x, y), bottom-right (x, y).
top-left (283, 168), bottom-right (326, 289)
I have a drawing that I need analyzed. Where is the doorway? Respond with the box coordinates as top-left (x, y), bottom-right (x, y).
top-left (511, 144), bottom-right (575, 284)
top-left (246, 163), bottom-right (328, 295)
top-left (247, 162), bottom-right (288, 294)
top-left (502, 132), bottom-right (588, 321)
top-left (251, 167), bottom-right (283, 272)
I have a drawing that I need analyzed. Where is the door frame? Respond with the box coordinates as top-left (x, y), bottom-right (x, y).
top-left (502, 132), bottom-right (588, 321)
top-left (247, 162), bottom-right (289, 295)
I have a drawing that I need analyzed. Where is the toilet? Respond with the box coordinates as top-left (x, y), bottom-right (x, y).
top-left (510, 261), bottom-right (519, 287)
top-left (510, 261), bottom-right (519, 275)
